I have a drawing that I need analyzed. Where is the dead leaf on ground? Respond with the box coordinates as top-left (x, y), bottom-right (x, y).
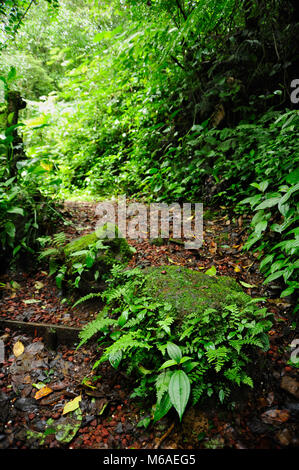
top-left (23, 299), bottom-right (40, 304)
top-left (34, 385), bottom-right (53, 400)
top-left (13, 341), bottom-right (24, 357)
top-left (34, 281), bottom-right (44, 290)
top-left (62, 395), bottom-right (81, 415)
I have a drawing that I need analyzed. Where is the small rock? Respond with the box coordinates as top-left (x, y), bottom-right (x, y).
top-left (275, 428), bottom-right (292, 447)
top-left (273, 371), bottom-right (281, 380)
top-left (285, 402), bottom-right (299, 416)
top-left (280, 376), bottom-right (299, 399)
top-left (115, 422), bottom-right (123, 434)
top-left (235, 442), bottom-right (247, 449)
top-left (14, 397), bottom-right (38, 412)
top-left (102, 428), bottom-right (109, 437)
top-left (266, 392), bottom-right (275, 406)
top-left (0, 392), bottom-right (9, 423)
top-left (51, 382), bottom-right (68, 391)
top-left (261, 409), bottom-right (290, 425)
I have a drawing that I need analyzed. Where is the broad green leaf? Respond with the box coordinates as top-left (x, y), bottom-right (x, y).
top-left (70, 250), bottom-right (88, 257)
top-left (167, 342), bottom-right (182, 363)
top-left (250, 181), bottom-right (269, 192)
top-left (5, 221), bottom-right (15, 238)
top-left (118, 310), bottom-right (129, 327)
top-left (85, 252), bottom-right (95, 268)
top-left (153, 392), bottom-right (172, 422)
top-left (168, 370), bottom-right (190, 421)
top-left (205, 265), bottom-right (216, 276)
top-left (7, 207), bottom-right (24, 216)
top-left (159, 359), bottom-right (178, 370)
top-left (254, 220), bottom-right (267, 235)
top-left (255, 197), bottom-right (280, 210)
top-left (109, 349), bottom-right (122, 368)
top-left (264, 270), bottom-right (285, 284)
top-left (260, 254), bottom-right (274, 270)
top-left (280, 286), bottom-right (295, 297)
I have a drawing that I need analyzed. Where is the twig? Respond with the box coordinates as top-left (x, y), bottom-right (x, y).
top-left (175, 0), bottom-right (187, 21)
top-left (154, 422), bottom-right (175, 449)
top-left (272, 31), bottom-right (280, 61)
top-left (170, 55), bottom-right (185, 70)
top-left (14, 0), bottom-right (36, 36)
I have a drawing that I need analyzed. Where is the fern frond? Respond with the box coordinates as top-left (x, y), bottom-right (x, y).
top-left (73, 291), bottom-right (103, 308)
top-left (192, 381), bottom-right (206, 405)
top-left (53, 232), bottom-right (67, 247)
top-left (155, 370), bottom-right (172, 403)
top-left (39, 247), bottom-right (59, 260)
top-left (77, 312), bottom-right (116, 347)
top-left (206, 346), bottom-right (230, 372)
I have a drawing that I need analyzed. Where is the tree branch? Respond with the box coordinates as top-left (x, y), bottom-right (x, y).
top-left (170, 55), bottom-right (185, 70)
top-left (14, 0), bottom-right (36, 35)
top-left (175, 0), bottom-right (187, 21)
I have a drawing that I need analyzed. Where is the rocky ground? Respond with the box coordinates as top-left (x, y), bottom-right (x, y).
top-left (0, 200), bottom-right (298, 449)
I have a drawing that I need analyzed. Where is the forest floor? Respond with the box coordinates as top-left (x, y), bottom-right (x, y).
top-left (0, 200), bottom-right (298, 449)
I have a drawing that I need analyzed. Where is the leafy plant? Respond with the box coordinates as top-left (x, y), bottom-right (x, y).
top-left (78, 267), bottom-right (272, 422)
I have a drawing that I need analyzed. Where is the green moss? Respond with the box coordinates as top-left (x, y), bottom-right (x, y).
top-left (144, 265), bottom-right (250, 322)
top-left (64, 232), bottom-right (98, 258)
top-left (64, 225), bottom-right (133, 265)
top-left (62, 225), bottom-right (134, 291)
top-left (149, 237), bottom-right (165, 246)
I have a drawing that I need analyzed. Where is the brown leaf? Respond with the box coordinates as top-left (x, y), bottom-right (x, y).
top-left (261, 409), bottom-right (290, 425)
top-left (13, 341), bottom-right (24, 357)
top-left (34, 385), bottom-right (53, 400)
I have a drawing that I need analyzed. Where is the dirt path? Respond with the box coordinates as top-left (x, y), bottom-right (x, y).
top-left (0, 201), bottom-right (298, 449)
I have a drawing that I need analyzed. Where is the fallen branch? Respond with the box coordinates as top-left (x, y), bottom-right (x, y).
top-left (154, 422), bottom-right (175, 449)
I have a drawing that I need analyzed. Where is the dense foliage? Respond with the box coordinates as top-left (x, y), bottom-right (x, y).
top-left (78, 266), bottom-right (273, 422)
top-left (0, 0), bottom-right (298, 421)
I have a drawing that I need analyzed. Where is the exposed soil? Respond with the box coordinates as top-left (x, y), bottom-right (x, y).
top-left (0, 200), bottom-right (298, 449)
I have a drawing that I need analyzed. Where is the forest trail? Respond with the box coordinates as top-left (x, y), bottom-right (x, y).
top-left (0, 201), bottom-right (298, 449)
top-left (0, 199), bottom-right (270, 327)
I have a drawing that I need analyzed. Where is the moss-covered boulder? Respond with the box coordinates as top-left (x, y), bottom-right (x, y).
top-left (144, 265), bottom-right (250, 322)
top-left (62, 224), bottom-right (134, 292)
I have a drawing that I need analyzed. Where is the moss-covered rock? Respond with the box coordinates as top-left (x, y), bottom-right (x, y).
top-left (144, 265), bottom-right (250, 322)
top-left (64, 232), bottom-right (98, 260)
top-left (62, 224), bottom-right (134, 292)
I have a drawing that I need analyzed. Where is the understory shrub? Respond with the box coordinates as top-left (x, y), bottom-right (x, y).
top-left (0, 177), bottom-right (59, 271)
top-left (78, 265), bottom-right (273, 422)
top-left (39, 224), bottom-right (135, 292)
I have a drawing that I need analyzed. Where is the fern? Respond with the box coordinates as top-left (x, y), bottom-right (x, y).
top-left (155, 370), bottom-right (172, 402)
top-left (39, 247), bottom-right (59, 260)
top-left (95, 331), bottom-right (151, 368)
top-left (78, 266), bottom-right (272, 419)
top-left (157, 316), bottom-right (175, 335)
top-left (224, 366), bottom-right (254, 388)
top-left (206, 346), bottom-right (230, 372)
top-left (78, 311), bottom-right (116, 347)
top-left (52, 232), bottom-right (67, 247)
top-left (72, 291), bottom-right (103, 308)
top-left (192, 381), bottom-right (206, 405)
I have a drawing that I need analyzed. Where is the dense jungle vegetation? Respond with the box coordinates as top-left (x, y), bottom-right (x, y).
top-left (1, 0), bottom-right (298, 297)
top-left (0, 0), bottom-right (298, 443)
